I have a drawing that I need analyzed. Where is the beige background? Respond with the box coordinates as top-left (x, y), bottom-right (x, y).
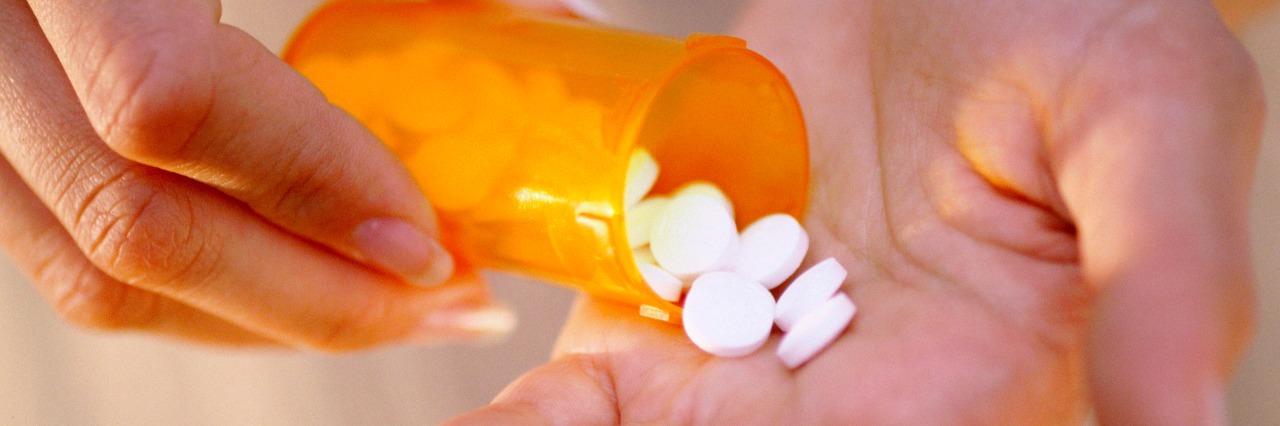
top-left (2, 1), bottom-right (1278, 424)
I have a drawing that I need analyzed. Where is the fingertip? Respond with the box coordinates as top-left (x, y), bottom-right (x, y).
top-left (408, 303), bottom-right (518, 346)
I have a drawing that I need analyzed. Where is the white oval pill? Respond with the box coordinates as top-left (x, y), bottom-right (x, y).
top-left (776, 293), bottom-right (855, 369)
top-left (775, 258), bottom-right (848, 331)
top-left (636, 262), bottom-right (683, 302)
top-left (624, 148), bottom-right (659, 208)
top-left (674, 181), bottom-right (733, 217)
top-left (649, 194), bottom-right (739, 278)
top-left (683, 271), bottom-right (775, 357)
top-left (732, 214), bottom-right (808, 289)
top-left (625, 196), bottom-right (670, 247)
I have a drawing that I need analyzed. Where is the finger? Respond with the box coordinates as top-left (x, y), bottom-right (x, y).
top-left (1049, 5), bottom-right (1263, 423)
top-left (0, 0), bottom-right (512, 350)
top-left (448, 298), bottom-right (631, 425)
top-left (29, 0), bottom-right (452, 284)
top-left (446, 356), bottom-right (618, 425)
top-left (0, 157), bottom-right (278, 346)
top-left (548, 297), bottom-right (789, 423)
top-left (452, 296), bottom-right (784, 425)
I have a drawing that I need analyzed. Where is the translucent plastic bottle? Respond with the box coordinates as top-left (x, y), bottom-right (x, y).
top-left (284, 0), bottom-right (808, 323)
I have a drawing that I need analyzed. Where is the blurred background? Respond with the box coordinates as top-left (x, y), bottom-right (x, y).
top-left (1, 0), bottom-right (1278, 424)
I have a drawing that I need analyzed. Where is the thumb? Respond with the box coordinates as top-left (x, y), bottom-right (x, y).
top-left (446, 356), bottom-right (620, 425)
top-left (1050, 8), bottom-right (1264, 424)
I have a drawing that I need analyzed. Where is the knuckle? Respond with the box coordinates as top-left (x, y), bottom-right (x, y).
top-left (1088, 5), bottom-right (1261, 99)
top-left (75, 170), bottom-right (219, 289)
top-left (1065, 4), bottom-right (1267, 149)
top-left (263, 142), bottom-right (350, 223)
top-left (87, 30), bottom-right (213, 162)
top-left (38, 254), bottom-right (158, 331)
top-left (307, 294), bottom-right (399, 351)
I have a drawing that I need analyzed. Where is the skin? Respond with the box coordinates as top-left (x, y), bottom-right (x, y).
top-left (0, 0), bottom-right (1268, 424)
top-left (0, 0), bottom-right (518, 350)
top-left (454, 0), bottom-right (1266, 424)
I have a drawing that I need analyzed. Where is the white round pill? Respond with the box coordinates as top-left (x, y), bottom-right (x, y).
top-left (636, 261), bottom-right (683, 302)
top-left (732, 214), bottom-right (808, 289)
top-left (625, 196), bottom-right (670, 247)
top-left (624, 148), bottom-right (659, 208)
top-left (683, 271), bottom-right (776, 357)
top-left (649, 194), bottom-right (739, 278)
top-left (775, 258), bottom-right (848, 331)
top-left (674, 180), bottom-right (734, 217)
top-left (776, 293), bottom-right (855, 369)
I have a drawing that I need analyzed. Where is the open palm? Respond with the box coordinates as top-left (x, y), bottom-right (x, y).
top-left (452, 0), bottom-right (1263, 424)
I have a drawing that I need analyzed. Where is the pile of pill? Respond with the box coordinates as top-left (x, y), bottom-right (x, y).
top-left (296, 42), bottom-right (607, 214)
top-left (296, 45), bottom-right (851, 367)
top-left (625, 148), bottom-right (855, 368)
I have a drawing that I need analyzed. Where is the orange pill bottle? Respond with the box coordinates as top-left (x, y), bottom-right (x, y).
top-left (284, 0), bottom-right (808, 323)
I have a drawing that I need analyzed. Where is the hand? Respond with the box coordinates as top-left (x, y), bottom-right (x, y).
top-left (451, 0), bottom-right (1263, 423)
top-left (0, 0), bottom-right (516, 349)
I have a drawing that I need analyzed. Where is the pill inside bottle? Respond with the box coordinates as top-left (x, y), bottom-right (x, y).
top-left (284, 0), bottom-right (809, 323)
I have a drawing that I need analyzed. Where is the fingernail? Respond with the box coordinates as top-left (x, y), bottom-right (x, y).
top-left (410, 305), bottom-right (517, 345)
top-left (354, 217), bottom-right (454, 286)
